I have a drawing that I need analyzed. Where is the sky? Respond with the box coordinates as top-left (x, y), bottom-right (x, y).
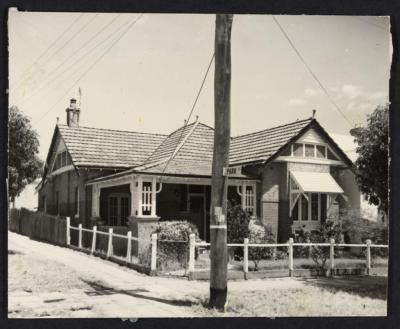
top-left (8, 10), bottom-right (391, 161)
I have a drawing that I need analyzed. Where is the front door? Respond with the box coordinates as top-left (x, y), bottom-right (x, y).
top-left (189, 195), bottom-right (206, 240)
top-left (108, 193), bottom-right (130, 226)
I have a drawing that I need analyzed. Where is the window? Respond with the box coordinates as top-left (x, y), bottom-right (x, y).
top-left (244, 185), bottom-right (255, 216)
top-left (291, 193), bottom-right (328, 222)
top-left (311, 194), bottom-right (319, 221)
top-left (301, 195), bottom-right (308, 221)
top-left (142, 182), bottom-right (152, 215)
top-left (293, 143), bottom-right (303, 156)
top-left (52, 151), bottom-right (71, 172)
top-left (108, 194), bottom-right (130, 226)
top-left (291, 142), bottom-right (331, 160)
top-left (305, 144), bottom-right (315, 157)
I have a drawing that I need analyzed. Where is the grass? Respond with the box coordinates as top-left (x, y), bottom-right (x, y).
top-left (190, 276), bottom-right (387, 317)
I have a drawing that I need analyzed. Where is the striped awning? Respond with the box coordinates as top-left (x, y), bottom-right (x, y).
top-left (290, 171), bottom-right (344, 194)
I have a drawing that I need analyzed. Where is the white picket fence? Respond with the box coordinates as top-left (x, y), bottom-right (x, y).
top-left (65, 218), bottom-right (388, 279)
top-left (189, 235), bottom-right (388, 279)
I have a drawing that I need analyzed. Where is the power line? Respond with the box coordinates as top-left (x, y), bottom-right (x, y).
top-left (159, 52), bottom-right (215, 181)
top-left (19, 14), bottom-right (122, 104)
top-left (13, 13), bottom-right (85, 90)
top-left (272, 15), bottom-right (353, 127)
top-left (14, 13), bottom-right (99, 95)
top-left (34, 14), bottom-right (144, 124)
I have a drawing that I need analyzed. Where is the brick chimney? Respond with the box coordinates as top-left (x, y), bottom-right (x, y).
top-left (66, 98), bottom-right (80, 127)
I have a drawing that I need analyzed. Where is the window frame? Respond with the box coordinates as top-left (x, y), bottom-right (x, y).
top-left (290, 142), bottom-right (331, 160)
top-left (292, 192), bottom-right (328, 222)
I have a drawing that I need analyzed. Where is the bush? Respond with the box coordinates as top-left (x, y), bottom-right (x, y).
top-left (248, 221), bottom-right (275, 271)
top-left (341, 213), bottom-right (388, 257)
top-left (227, 203), bottom-right (251, 260)
top-left (227, 203), bottom-right (250, 243)
top-left (294, 221), bottom-right (342, 271)
top-left (152, 221), bottom-right (200, 272)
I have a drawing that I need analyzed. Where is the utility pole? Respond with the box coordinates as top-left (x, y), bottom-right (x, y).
top-left (209, 14), bottom-right (233, 311)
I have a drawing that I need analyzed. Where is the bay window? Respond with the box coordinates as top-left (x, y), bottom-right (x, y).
top-left (292, 192), bottom-right (328, 222)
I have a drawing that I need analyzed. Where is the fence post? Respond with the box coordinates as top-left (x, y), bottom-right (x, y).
top-left (150, 233), bottom-right (158, 276)
top-left (91, 226), bottom-right (97, 255)
top-left (329, 238), bottom-right (335, 277)
top-left (243, 238), bottom-right (249, 279)
top-left (66, 217), bottom-right (71, 247)
top-left (78, 224), bottom-right (82, 249)
top-left (366, 239), bottom-right (371, 275)
top-left (107, 228), bottom-right (113, 259)
top-left (126, 231), bottom-right (132, 264)
top-left (288, 238), bottom-right (294, 277)
top-left (188, 233), bottom-right (196, 280)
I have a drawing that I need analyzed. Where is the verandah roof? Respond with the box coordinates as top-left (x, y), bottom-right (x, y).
top-left (290, 170), bottom-right (344, 194)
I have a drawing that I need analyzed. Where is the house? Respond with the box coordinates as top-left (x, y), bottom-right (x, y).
top-left (37, 99), bottom-right (359, 244)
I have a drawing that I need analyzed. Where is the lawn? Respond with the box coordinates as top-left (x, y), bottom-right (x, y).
top-left (191, 276), bottom-right (388, 317)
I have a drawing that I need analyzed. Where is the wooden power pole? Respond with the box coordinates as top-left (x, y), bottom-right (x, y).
top-left (209, 13), bottom-right (233, 311)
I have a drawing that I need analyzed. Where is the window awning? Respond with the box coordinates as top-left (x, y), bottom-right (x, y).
top-left (290, 170), bottom-right (344, 194)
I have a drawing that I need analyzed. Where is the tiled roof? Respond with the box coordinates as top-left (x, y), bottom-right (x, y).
top-left (229, 118), bottom-right (313, 165)
top-left (57, 125), bottom-right (166, 168)
top-left (57, 117), bottom-right (321, 180)
top-left (139, 121), bottom-right (215, 175)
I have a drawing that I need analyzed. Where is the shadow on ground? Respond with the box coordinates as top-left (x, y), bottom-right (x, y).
top-left (301, 276), bottom-right (387, 300)
top-left (81, 279), bottom-right (195, 307)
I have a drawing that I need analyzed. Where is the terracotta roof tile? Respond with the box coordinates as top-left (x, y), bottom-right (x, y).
top-left (58, 125), bottom-right (166, 168)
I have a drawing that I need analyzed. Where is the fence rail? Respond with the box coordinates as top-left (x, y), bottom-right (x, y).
top-left (9, 209), bottom-right (388, 280)
top-left (191, 235), bottom-right (388, 279)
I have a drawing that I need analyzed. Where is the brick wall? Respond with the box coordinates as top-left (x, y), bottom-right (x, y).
top-left (38, 168), bottom-right (114, 228)
top-left (260, 163), bottom-right (286, 240)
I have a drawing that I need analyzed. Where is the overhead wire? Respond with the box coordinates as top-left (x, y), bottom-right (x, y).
top-left (13, 13), bottom-right (85, 91)
top-left (159, 52), bottom-right (215, 183)
top-left (272, 15), bottom-right (353, 127)
top-left (19, 14), bottom-right (122, 104)
top-left (34, 14), bottom-right (144, 124)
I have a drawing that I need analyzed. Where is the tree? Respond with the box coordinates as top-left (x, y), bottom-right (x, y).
top-left (350, 104), bottom-right (389, 215)
top-left (8, 106), bottom-right (43, 207)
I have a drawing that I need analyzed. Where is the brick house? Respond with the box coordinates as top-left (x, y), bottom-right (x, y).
top-left (37, 99), bottom-right (359, 243)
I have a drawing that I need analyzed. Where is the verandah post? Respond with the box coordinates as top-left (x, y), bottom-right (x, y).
top-left (288, 238), bottom-right (294, 277)
top-left (66, 217), bottom-right (71, 247)
top-left (366, 239), bottom-right (371, 275)
top-left (78, 224), bottom-right (82, 249)
top-left (150, 233), bottom-right (157, 276)
top-left (91, 226), bottom-right (97, 255)
top-left (126, 231), bottom-right (132, 264)
top-left (188, 233), bottom-right (196, 280)
top-left (243, 238), bottom-right (249, 279)
top-left (107, 227), bottom-right (113, 258)
top-left (329, 238), bottom-right (335, 277)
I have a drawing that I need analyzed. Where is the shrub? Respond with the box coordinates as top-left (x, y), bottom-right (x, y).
top-left (151, 221), bottom-right (200, 272)
top-left (248, 221), bottom-right (275, 271)
top-left (294, 221), bottom-right (342, 271)
top-left (227, 203), bottom-right (250, 243)
top-left (227, 203), bottom-right (251, 260)
top-left (341, 212), bottom-right (388, 257)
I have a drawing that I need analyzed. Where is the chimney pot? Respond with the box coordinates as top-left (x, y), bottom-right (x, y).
top-left (66, 98), bottom-right (80, 127)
